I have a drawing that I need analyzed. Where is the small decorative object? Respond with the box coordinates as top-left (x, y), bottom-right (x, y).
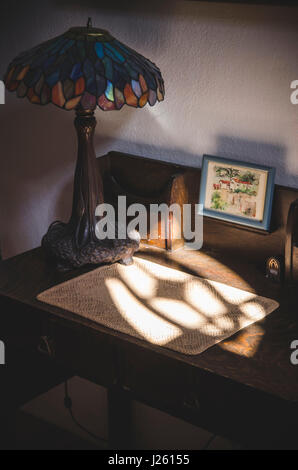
top-left (199, 155), bottom-right (275, 231)
top-left (4, 19), bottom-right (165, 270)
top-left (266, 255), bottom-right (284, 283)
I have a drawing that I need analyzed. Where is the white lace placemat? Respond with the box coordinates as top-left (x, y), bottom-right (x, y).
top-left (37, 257), bottom-right (279, 355)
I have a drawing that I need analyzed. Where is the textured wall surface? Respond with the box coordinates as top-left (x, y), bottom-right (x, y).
top-left (1, 1), bottom-right (297, 448)
top-left (0, 1), bottom-right (297, 258)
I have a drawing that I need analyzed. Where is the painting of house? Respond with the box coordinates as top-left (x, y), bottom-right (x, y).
top-left (219, 180), bottom-right (231, 190)
top-left (230, 178), bottom-right (252, 191)
top-left (205, 162), bottom-right (267, 221)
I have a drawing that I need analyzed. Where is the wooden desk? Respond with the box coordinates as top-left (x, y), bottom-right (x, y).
top-left (0, 246), bottom-right (298, 449)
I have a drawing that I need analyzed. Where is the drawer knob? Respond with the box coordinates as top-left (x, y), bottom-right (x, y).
top-left (38, 336), bottom-right (55, 358)
top-left (183, 392), bottom-right (200, 411)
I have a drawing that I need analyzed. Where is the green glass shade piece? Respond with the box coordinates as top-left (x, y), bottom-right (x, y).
top-left (4, 23), bottom-right (165, 111)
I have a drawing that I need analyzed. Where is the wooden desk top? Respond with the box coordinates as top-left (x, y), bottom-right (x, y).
top-left (0, 246), bottom-right (297, 403)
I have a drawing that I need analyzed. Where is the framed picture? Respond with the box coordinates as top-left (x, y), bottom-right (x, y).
top-left (199, 155), bottom-right (276, 231)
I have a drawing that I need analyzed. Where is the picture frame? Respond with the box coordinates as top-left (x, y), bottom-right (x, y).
top-left (199, 155), bottom-right (276, 231)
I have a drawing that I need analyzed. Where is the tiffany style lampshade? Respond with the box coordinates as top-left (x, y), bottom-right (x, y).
top-left (4, 19), bottom-right (165, 270)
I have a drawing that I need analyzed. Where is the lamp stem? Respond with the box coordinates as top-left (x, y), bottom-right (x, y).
top-left (69, 107), bottom-right (103, 248)
top-left (42, 106), bottom-right (139, 271)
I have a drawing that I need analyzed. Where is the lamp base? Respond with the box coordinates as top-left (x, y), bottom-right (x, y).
top-left (42, 221), bottom-right (139, 272)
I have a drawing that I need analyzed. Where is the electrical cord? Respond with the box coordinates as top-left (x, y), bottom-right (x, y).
top-left (202, 434), bottom-right (217, 450)
top-left (64, 381), bottom-right (217, 450)
top-left (63, 381), bottom-right (107, 447)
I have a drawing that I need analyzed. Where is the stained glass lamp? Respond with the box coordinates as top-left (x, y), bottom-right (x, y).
top-left (4, 19), bottom-right (165, 271)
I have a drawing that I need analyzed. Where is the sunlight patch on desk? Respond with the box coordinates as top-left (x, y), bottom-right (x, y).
top-left (185, 280), bottom-right (228, 317)
top-left (219, 324), bottom-right (265, 358)
top-left (150, 298), bottom-right (208, 329)
top-left (116, 262), bottom-right (157, 299)
top-left (37, 257), bottom-right (279, 355)
top-left (239, 300), bottom-right (266, 322)
top-left (105, 278), bottom-right (182, 345)
top-left (209, 282), bottom-right (255, 305)
top-left (132, 258), bottom-right (189, 283)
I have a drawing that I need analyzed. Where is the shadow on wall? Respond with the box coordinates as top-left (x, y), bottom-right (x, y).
top-left (49, 0), bottom-right (173, 52)
top-left (0, 91), bottom-right (290, 258)
top-left (0, 96), bottom-right (128, 258)
top-left (215, 136), bottom-right (288, 186)
top-left (0, 99), bottom-right (73, 257)
top-left (52, 0), bottom-right (298, 26)
top-left (95, 138), bottom-right (203, 169)
top-left (100, 134), bottom-right (288, 183)
top-left (52, 0), bottom-right (173, 17)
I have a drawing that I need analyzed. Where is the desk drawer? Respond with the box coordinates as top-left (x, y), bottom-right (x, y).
top-left (118, 346), bottom-right (198, 411)
top-left (0, 297), bottom-right (44, 351)
top-left (37, 321), bottom-right (117, 388)
top-left (117, 344), bottom-right (298, 448)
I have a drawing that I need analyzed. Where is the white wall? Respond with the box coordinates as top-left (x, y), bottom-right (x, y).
top-left (0, 1), bottom-right (297, 258)
top-left (1, 0), bottom-right (297, 448)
